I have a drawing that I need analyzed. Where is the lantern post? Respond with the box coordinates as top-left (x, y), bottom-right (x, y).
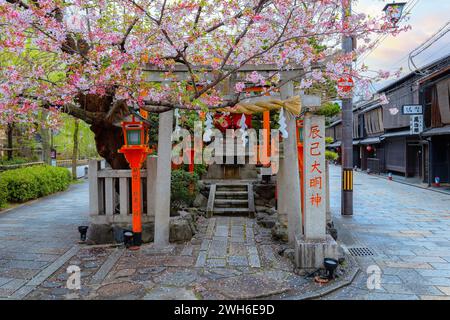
top-left (118, 116), bottom-right (151, 249)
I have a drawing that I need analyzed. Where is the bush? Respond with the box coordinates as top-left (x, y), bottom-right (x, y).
top-left (0, 165), bottom-right (71, 203)
top-left (0, 157), bottom-right (30, 166)
top-left (0, 178), bottom-right (7, 208)
top-left (171, 169), bottom-right (199, 208)
top-left (326, 150), bottom-right (339, 162)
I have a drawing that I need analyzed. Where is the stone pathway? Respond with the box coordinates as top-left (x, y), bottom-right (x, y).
top-left (0, 175), bottom-right (357, 300)
top-left (322, 165), bottom-right (450, 300)
top-left (0, 181), bottom-right (89, 299)
top-left (195, 217), bottom-right (261, 269)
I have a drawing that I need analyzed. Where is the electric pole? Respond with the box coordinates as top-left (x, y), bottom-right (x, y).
top-left (341, 0), bottom-right (354, 216)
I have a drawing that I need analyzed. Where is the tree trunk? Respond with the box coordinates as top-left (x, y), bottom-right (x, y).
top-left (7, 123), bottom-right (13, 160)
top-left (72, 118), bottom-right (80, 180)
top-left (40, 111), bottom-right (51, 165)
top-left (90, 122), bottom-right (128, 169)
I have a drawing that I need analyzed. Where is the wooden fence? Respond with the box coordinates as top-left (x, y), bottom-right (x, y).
top-left (88, 157), bottom-right (157, 225)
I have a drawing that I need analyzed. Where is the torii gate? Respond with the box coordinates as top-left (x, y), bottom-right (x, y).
top-left (133, 64), bottom-right (338, 267)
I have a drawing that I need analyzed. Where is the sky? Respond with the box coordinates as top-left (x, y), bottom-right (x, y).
top-left (354, 0), bottom-right (450, 90)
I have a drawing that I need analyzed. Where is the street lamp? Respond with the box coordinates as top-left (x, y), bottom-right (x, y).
top-left (118, 116), bottom-right (151, 249)
top-left (383, 2), bottom-right (407, 25)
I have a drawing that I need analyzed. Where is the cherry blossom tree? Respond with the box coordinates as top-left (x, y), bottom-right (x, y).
top-left (0, 0), bottom-right (409, 168)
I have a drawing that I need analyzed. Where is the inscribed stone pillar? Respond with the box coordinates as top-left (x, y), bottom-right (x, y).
top-left (154, 110), bottom-right (173, 247)
top-left (303, 113), bottom-right (326, 240)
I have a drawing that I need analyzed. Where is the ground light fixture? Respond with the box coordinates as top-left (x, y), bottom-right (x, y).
top-left (324, 258), bottom-right (339, 280)
top-left (123, 231), bottom-right (134, 248)
top-left (78, 226), bottom-right (88, 243)
top-left (382, 2), bottom-right (407, 25)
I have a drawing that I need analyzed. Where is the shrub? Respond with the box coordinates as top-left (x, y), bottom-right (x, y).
top-left (0, 177), bottom-right (7, 208)
top-left (171, 169), bottom-right (199, 208)
top-left (326, 150), bottom-right (339, 162)
top-left (0, 165), bottom-right (71, 203)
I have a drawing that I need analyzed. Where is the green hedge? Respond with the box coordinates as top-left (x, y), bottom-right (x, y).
top-left (0, 178), bottom-right (7, 208)
top-left (0, 165), bottom-right (71, 204)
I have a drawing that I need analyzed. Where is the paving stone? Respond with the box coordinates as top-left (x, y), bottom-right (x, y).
top-left (114, 269), bottom-right (136, 278)
top-left (96, 281), bottom-right (145, 299)
top-left (215, 226), bottom-right (229, 237)
top-left (143, 286), bottom-right (198, 300)
top-left (203, 274), bottom-right (289, 299)
top-left (200, 240), bottom-right (211, 251)
top-left (1, 260), bottom-right (48, 270)
top-left (229, 243), bottom-right (247, 256)
top-left (229, 237), bottom-right (245, 243)
top-left (208, 241), bottom-right (228, 258)
top-left (180, 245), bottom-right (194, 256)
top-left (0, 277), bottom-right (12, 287)
top-left (227, 256), bottom-right (248, 267)
top-left (195, 251), bottom-right (207, 268)
top-left (153, 269), bottom-right (198, 287)
top-left (206, 259), bottom-right (226, 268)
top-left (247, 246), bottom-right (261, 267)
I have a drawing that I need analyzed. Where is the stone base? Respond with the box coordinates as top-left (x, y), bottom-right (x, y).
top-left (294, 234), bottom-right (340, 270)
top-left (87, 213), bottom-right (196, 245)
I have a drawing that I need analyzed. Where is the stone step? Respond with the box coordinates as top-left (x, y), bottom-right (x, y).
top-left (213, 208), bottom-right (251, 215)
top-left (215, 191), bottom-right (248, 196)
top-left (216, 186), bottom-right (248, 192)
top-left (215, 192), bottom-right (248, 200)
top-left (214, 199), bottom-right (248, 208)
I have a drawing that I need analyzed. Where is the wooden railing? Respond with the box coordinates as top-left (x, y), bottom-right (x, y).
top-left (0, 161), bottom-right (44, 172)
top-left (88, 158), bottom-right (157, 225)
top-left (56, 159), bottom-right (90, 167)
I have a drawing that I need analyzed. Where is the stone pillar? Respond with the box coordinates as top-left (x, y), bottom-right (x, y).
top-left (146, 156), bottom-right (157, 217)
top-left (278, 80), bottom-right (302, 244)
top-left (295, 113), bottom-right (339, 269)
top-left (154, 110), bottom-right (173, 247)
top-left (303, 113), bottom-right (326, 240)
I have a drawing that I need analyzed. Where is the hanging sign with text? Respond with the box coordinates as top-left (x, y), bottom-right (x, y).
top-left (402, 104), bottom-right (423, 115)
top-left (410, 115), bottom-right (424, 135)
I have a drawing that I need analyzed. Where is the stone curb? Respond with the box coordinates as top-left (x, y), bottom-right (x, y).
top-left (359, 170), bottom-right (450, 196)
top-left (284, 254), bottom-right (360, 300)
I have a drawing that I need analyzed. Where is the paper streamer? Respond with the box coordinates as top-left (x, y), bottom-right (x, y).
top-left (278, 108), bottom-right (288, 139)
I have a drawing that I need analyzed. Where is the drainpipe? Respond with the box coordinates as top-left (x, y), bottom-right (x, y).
top-left (428, 138), bottom-right (433, 187)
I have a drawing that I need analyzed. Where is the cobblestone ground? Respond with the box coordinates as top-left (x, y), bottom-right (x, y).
top-left (322, 165), bottom-right (450, 300)
top-left (0, 176), bottom-right (356, 300)
top-left (0, 182), bottom-right (89, 299)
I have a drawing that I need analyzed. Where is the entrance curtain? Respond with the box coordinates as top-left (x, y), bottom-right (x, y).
top-left (437, 79), bottom-right (450, 125)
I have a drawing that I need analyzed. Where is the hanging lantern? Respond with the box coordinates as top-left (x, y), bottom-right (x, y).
top-left (383, 2), bottom-right (407, 25)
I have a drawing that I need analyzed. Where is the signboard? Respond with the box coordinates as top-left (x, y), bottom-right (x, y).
top-left (410, 115), bottom-right (424, 135)
top-left (337, 77), bottom-right (354, 93)
top-left (402, 104), bottom-right (423, 115)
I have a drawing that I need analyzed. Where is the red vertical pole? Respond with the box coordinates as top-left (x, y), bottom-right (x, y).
top-left (189, 148), bottom-right (195, 174)
top-left (131, 166), bottom-right (142, 246)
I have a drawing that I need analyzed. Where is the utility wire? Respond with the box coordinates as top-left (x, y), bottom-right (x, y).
top-left (357, 0), bottom-right (419, 66)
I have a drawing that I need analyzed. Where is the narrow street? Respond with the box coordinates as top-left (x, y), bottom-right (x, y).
top-left (0, 182), bottom-right (89, 299)
top-left (324, 165), bottom-right (450, 300)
